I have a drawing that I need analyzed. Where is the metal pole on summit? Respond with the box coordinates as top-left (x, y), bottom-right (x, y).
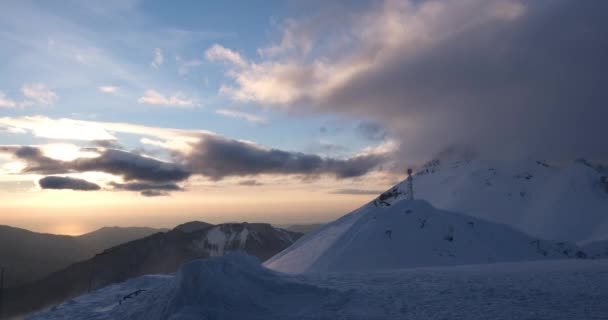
top-left (406, 168), bottom-right (414, 200)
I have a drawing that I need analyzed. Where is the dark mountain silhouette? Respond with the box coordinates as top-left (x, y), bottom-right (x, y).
top-left (0, 225), bottom-right (163, 288)
top-left (173, 221), bottom-right (213, 233)
top-left (284, 223), bottom-right (324, 234)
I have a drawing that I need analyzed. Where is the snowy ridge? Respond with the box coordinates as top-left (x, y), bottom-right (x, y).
top-left (265, 199), bottom-right (584, 274)
top-left (192, 223), bottom-right (298, 257)
top-left (387, 153), bottom-right (608, 242)
top-left (264, 204), bottom-right (370, 273)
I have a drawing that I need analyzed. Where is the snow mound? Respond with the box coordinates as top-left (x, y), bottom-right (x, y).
top-left (88, 253), bottom-right (337, 320)
top-left (265, 200), bottom-right (583, 274)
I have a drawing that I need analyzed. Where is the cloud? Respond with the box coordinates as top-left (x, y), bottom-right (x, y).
top-left (237, 179), bottom-right (263, 186)
top-left (210, 0), bottom-right (608, 163)
top-left (0, 91), bottom-right (18, 108)
top-left (140, 190), bottom-right (170, 197)
top-left (109, 181), bottom-right (182, 191)
top-left (21, 83), bottom-right (58, 106)
top-left (205, 44), bottom-right (247, 67)
top-left (178, 134), bottom-right (387, 180)
top-left (5, 146), bottom-right (191, 183)
top-left (92, 139), bottom-right (122, 149)
top-left (0, 116), bottom-right (207, 146)
top-left (0, 116), bottom-right (117, 141)
top-left (137, 90), bottom-right (197, 107)
top-left (151, 47), bottom-right (164, 68)
top-left (356, 122), bottom-right (387, 141)
top-left (109, 181), bottom-right (182, 196)
top-left (98, 86), bottom-right (119, 94)
top-left (39, 176), bottom-right (101, 191)
top-left (0, 116), bottom-right (391, 183)
top-left (216, 109), bottom-right (268, 124)
top-left (0, 84), bottom-right (57, 108)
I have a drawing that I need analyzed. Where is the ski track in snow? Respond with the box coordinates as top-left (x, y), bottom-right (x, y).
top-left (28, 254), bottom-right (608, 320)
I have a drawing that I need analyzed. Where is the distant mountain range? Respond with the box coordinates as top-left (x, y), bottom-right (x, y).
top-left (3, 221), bottom-right (301, 318)
top-left (275, 223), bottom-right (324, 234)
top-left (0, 225), bottom-right (165, 288)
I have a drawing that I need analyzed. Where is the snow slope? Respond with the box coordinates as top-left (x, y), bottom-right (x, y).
top-left (402, 151), bottom-right (608, 242)
top-left (264, 199), bottom-right (583, 274)
top-left (28, 253), bottom-right (608, 320)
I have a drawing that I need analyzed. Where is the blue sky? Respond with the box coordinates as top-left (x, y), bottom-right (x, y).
top-left (0, 0), bottom-right (377, 155)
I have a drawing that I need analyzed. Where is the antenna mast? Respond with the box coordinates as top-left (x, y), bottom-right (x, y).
top-left (406, 168), bottom-right (414, 200)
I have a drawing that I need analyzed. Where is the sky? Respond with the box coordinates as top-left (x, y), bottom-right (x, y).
top-left (0, 0), bottom-right (606, 235)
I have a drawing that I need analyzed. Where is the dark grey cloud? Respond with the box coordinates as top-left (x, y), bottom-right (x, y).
top-left (180, 135), bottom-right (386, 180)
top-left (319, 0), bottom-right (608, 162)
top-left (238, 179), bottom-right (263, 186)
top-left (38, 176), bottom-right (100, 191)
top-left (109, 181), bottom-right (183, 192)
top-left (215, 0), bottom-right (608, 165)
top-left (92, 140), bottom-right (122, 149)
top-left (8, 146), bottom-right (191, 183)
top-left (140, 190), bottom-right (170, 197)
top-left (75, 149), bottom-right (190, 182)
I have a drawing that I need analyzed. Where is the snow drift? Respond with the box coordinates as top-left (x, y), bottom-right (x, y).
top-left (28, 254), bottom-right (608, 320)
top-left (265, 199), bottom-right (583, 274)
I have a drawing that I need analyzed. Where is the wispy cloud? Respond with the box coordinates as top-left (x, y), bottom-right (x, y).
top-left (216, 109), bottom-right (267, 125)
top-left (205, 44), bottom-right (247, 67)
top-left (0, 83), bottom-right (58, 108)
top-left (151, 47), bottom-right (164, 68)
top-left (0, 116), bottom-right (207, 146)
top-left (98, 85), bottom-right (119, 94)
top-left (137, 90), bottom-right (198, 107)
top-left (176, 56), bottom-right (203, 75)
top-left (0, 91), bottom-right (18, 108)
top-left (21, 83), bottom-right (58, 106)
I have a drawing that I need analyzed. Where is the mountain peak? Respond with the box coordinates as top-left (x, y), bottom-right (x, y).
top-left (265, 198), bottom-right (582, 274)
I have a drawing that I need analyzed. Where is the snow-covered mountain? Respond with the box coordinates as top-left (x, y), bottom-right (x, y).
top-left (4, 222), bottom-right (300, 319)
top-left (389, 151), bottom-right (608, 243)
top-left (265, 199), bottom-right (584, 274)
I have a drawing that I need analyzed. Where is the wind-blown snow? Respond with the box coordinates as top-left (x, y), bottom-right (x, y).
top-left (28, 253), bottom-right (608, 320)
top-left (265, 199), bottom-right (582, 274)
